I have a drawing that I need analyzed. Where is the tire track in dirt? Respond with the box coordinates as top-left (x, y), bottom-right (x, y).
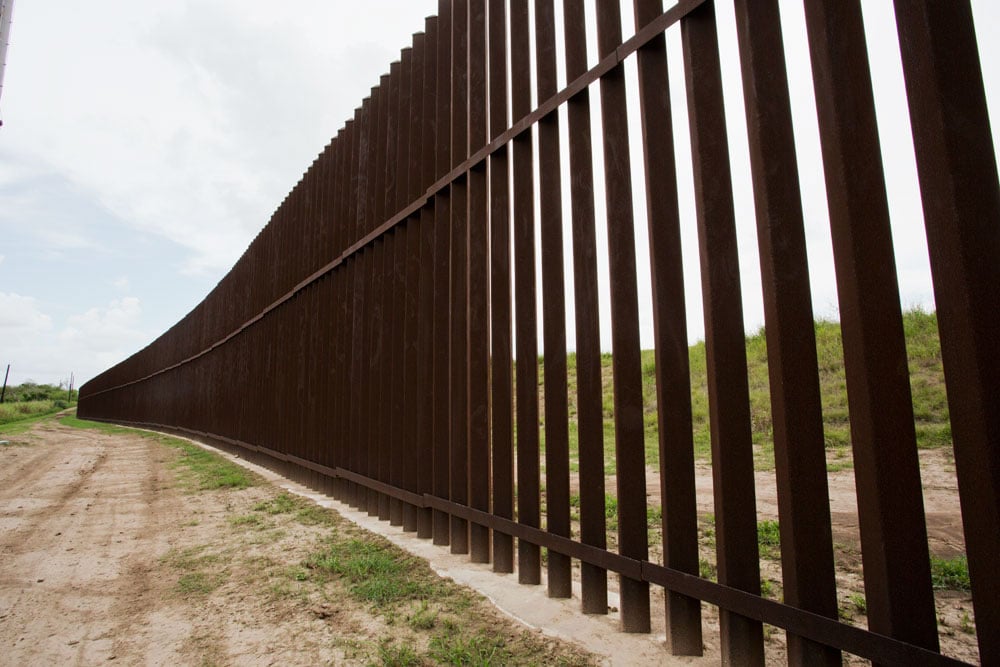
top-left (0, 424), bottom-right (187, 664)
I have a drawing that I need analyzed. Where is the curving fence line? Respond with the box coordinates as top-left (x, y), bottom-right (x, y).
top-left (79, 1), bottom-right (999, 664)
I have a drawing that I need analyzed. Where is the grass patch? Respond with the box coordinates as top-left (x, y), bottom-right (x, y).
top-left (228, 513), bottom-right (266, 528)
top-left (58, 413), bottom-right (133, 434)
top-left (931, 555), bottom-right (971, 591)
top-left (251, 491), bottom-right (334, 526)
top-left (254, 493), bottom-right (297, 514)
top-left (0, 405), bottom-right (68, 436)
top-left (428, 628), bottom-right (512, 666)
top-left (377, 640), bottom-right (422, 666)
top-left (407, 600), bottom-right (438, 631)
top-left (162, 545), bottom-right (228, 596)
top-left (757, 519), bottom-right (781, 559)
top-left (168, 441), bottom-right (254, 490)
top-left (176, 571), bottom-right (225, 595)
top-left (306, 537), bottom-right (432, 605)
top-left (62, 413), bottom-right (255, 490)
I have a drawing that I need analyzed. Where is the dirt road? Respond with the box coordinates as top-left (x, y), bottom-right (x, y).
top-left (0, 420), bottom-right (595, 666)
top-left (0, 421), bottom-right (188, 664)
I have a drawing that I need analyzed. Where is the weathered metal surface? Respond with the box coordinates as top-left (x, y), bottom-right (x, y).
top-left (731, 1), bottom-right (839, 664)
top-left (563, 0), bottom-right (607, 617)
top-left (632, 0), bottom-right (701, 654)
top-left (487, 0), bottom-right (513, 575)
top-left (509, 0), bottom-right (540, 587)
top-left (802, 0), bottom-right (939, 653)
top-left (681, 2), bottom-right (763, 662)
top-left (535, 0), bottom-right (571, 601)
top-left (893, 3), bottom-right (1000, 661)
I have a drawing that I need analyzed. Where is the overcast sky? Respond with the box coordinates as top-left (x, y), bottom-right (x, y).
top-left (0, 0), bottom-right (997, 388)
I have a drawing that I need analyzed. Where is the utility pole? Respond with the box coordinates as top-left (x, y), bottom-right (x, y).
top-left (0, 0), bottom-right (14, 127)
top-left (1, 364), bottom-right (9, 403)
top-left (67, 372), bottom-right (74, 402)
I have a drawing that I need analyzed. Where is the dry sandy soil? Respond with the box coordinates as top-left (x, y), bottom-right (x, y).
top-left (0, 420), bottom-right (595, 666)
top-left (0, 418), bottom-right (980, 665)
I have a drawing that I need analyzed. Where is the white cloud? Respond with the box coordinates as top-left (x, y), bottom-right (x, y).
top-left (2, 0), bottom-right (439, 277)
top-left (0, 294), bottom-right (150, 386)
top-left (60, 297), bottom-right (145, 351)
top-left (0, 292), bottom-right (52, 332)
top-left (112, 276), bottom-right (130, 291)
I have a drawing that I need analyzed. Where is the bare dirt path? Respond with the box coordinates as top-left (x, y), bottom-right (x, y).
top-left (0, 421), bottom-right (597, 666)
top-left (0, 421), bottom-right (188, 664)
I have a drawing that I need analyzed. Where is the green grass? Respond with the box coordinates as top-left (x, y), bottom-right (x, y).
top-left (0, 401), bottom-right (74, 436)
top-left (757, 519), bottom-right (781, 559)
top-left (175, 571), bottom-right (225, 595)
top-left (161, 545), bottom-right (228, 596)
top-left (306, 537), bottom-right (433, 605)
top-left (0, 400), bottom-right (67, 424)
top-left (550, 308), bottom-right (949, 472)
top-left (930, 555), bottom-right (971, 591)
top-left (61, 413), bottom-right (255, 490)
top-left (428, 628), bottom-right (512, 667)
top-left (377, 640), bottom-right (422, 666)
top-left (59, 413), bottom-right (135, 434)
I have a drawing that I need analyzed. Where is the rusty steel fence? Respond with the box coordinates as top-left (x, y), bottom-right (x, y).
top-left (78, 1), bottom-right (998, 664)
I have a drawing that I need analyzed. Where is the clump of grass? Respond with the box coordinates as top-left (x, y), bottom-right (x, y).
top-left (377, 640), bottom-right (421, 667)
top-left (306, 538), bottom-right (431, 605)
top-left (169, 441), bottom-right (254, 490)
top-left (228, 513), bottom-right (265, 528)
top-left (408, 600), bottom-right (438, 631)
top-left (162, 546), bottom-right (227, 596)
top-left (428, 628), bottom-right (511, 666)
top-left (253, 493), bottom-right (297, 514)
top-left (848, 592), bottom-right (867, 614)
top-left (757, 519), bottom-right (781, 559)
top-left (960, 612), bottom-right (975, 635)
top-left (176, 571), bottom-right (225, 595)
top-left (930, 555), bottom-right (971, 591)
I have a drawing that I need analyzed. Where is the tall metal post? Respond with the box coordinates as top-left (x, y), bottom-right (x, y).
top-left (1, 364), bottom-right (9, 403)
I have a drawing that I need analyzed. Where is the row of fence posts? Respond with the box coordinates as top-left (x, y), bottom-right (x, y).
top-left (80, 1), bottom-right (998, 664)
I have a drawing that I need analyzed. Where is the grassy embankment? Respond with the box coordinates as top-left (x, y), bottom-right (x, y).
top-left (542, 307), bottom-right (950, 474)
top-left (1, 382), bottom-right (79, 436)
